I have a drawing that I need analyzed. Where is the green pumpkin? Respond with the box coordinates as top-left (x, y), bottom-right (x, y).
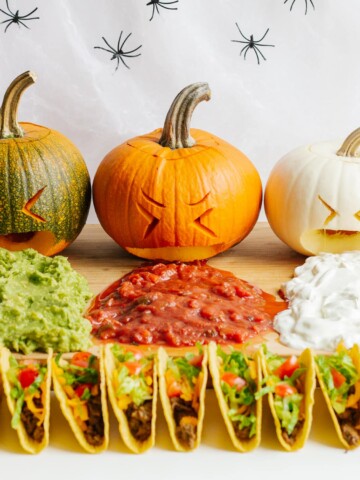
top-left (0, 72), bottom-right (90, 255)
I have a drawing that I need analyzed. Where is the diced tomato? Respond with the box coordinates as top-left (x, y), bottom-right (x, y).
top-left (74, 383), bottom-right (93, 398)
top-left (124, 361), bottom-right (142, 376)
top-left (331, 368), bottom-right (346, 388)
top-left (221, 372), bottom-right (246, 391)
top-left (275, 383), bottom-right (297, 397)
top-left (188, 354), bottom-right (203, 368)
top-left (167, 380), bottom-right (182, 398)
top-left (71, 352), bottom-right (92, 368)
top-left (274, 355), bottom-right (300, 380)
top-left (18, 367), bottom-right (39, 389)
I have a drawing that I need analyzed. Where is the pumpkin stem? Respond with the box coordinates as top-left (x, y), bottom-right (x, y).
top-left (0, 71), bottom-right (37, 139)
top-left (337, 127), bottom-right (360, 157)
top-left (159, 82), bottom-right (211, 149)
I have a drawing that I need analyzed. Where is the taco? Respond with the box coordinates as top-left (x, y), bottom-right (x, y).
top-left (208, 342), bottom-right (261, 452)
top-left (258, 346), bottom-right (315, 451)
top-left (104, 344), bottom-right (157, 453)
top-left (0, 347), bottom-right (52, 454)
top-left (157, 346), bottom-right (208, 452)
top-left (315, 344), bottom-right (360, 449)
top-left (52, 351), bottom-right (109, 453)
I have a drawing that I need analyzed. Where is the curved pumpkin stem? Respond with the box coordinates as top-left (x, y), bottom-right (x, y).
top-left (159, 82), bottom-right (211, 149)
top-left (337, 127), bottom-right (360, 157)
top-left (0, 71), bottom-right (37, 139)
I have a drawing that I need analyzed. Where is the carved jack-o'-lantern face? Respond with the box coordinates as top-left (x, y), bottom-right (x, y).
top-left (93, 83), bottom-right (262, 261)
top-left (0, 72), bottom-right (91, 255)
top-left (265, 138), bottom-right (360, 255)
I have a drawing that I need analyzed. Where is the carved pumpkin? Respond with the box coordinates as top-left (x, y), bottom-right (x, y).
top-left (93, 83), bottom-right (262, 261)
top-left (0, 72), bottom-right (91, 255)
top-left (265, 127), bottom-right (360, 255)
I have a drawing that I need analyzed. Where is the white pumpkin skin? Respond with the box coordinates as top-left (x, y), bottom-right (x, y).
top-left (265, 141), bottom-right (360, 255)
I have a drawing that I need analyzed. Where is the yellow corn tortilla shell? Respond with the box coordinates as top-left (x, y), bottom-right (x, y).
top-left (52, 352), bottom-right (109, 453)
top-left (315, 343), bottom-right (360, 450)
top-left (104, 344), bottom-right (157, 453)
top-left (0, 347), bottom-right (52, 454)
top-left (208, 341), bottom-right (262, 452)
top-left (157, 346), bottom-right (208, 452)
top-left (260, 347), bottom-right (316, 452)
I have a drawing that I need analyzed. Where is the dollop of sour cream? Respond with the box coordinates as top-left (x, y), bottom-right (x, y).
top-left (274, 251), bottom-right (360, 351)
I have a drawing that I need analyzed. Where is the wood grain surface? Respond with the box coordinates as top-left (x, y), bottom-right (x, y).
top-left (64, 222), bottom-right (305, 298)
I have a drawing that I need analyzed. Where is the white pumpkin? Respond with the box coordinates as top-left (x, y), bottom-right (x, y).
top-left (265, 128), bottom-right (360, 255)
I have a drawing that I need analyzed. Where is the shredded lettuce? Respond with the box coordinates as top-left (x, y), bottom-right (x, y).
top-left (217, 346), bottom-right (257, 438)
top-left (316, 351), bottom-right (359, 414)
top-left (274, 393), bottom-right (303, 435)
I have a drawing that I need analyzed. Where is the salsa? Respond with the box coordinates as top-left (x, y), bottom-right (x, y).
top-left (86, 263), bottom-right (286, 347)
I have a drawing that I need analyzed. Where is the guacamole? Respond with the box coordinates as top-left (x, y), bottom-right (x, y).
top-left (0, 248), bottom-right (93, 354)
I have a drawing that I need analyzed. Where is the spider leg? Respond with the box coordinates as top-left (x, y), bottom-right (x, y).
top-left (119, 55), bottom-right (130, 69)
top-left (149, 4), bottom-right (156, 21)
top-left (232, 40), bottom-right (250, 44)
top-left (5, 0), bottom-right (15, 16)
top-left (0, 18), bottom-right (12, 24)
top-left (101, 37), bottom-right (117, 53)
top-left (255, 42), bottom-right (275, 47)
top-left (158, 3), bottom-right (178, 11)
top-left (235, 23), bottom-right (249, 42)
top-left (305, 0), bottom-right (308, 14)
top-left (94, 46), bottom-right (116, 54)
top-left (121, 52), bottom-right (142, 59)
top-left (243, 46), bottom-right (250, 60)
top-left (0, 9), bottom-right (13, 17)
top-left (290, 0), bottom-right (296, 11)
top-left (160, 1), bottom-right (179, 5)
top-left (239, 44), bottom-right (249, 57)
top-left (252, 47), bottom-right (261, 65)
top-left (4, 19), bottom-right (14, 33)
top-left (18, 7), bottom-right (39, 19)
top-left (117, 31), bottom-right (123, 52)
top-left (310, 0), bottom-right (315, 9)
top-left (122, 44), bottom-right (142, 55)
top-left (254, 45), bottom-right (267, 62)
top-left (17, 19), bottom-right (30, 29)
top-left (120, 32), bottom-right (132, 51)
top-left (256, 28), bottom-right (270, 43)
top-left (19, 16), bottom-right (40, 21)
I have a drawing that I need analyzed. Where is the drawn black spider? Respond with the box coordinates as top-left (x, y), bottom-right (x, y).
top-left (0, 0), bottom-right (39, 33)
top-left (231, 24), bottom-right (274, 65)
top-left (94, 32), bottom-right (142, 71)
top-left (284, 0), bottom-right (315, 15)
top-left (146, 0), bottom-right (178, 22)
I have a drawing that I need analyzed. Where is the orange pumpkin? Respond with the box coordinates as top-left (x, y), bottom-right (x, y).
top-left (93, 83), bottom-right (262, 261)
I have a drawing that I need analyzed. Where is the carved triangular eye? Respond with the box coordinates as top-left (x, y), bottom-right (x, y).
top-left (354, 210), bottom-right (360, 221)
top-left (21, 187), bottom-right (47, 222)
top-left (318, 195), bottom-right (338, 225)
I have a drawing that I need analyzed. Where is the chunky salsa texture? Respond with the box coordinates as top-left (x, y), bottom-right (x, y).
top-left (87, 263), bottom-right (286, 347)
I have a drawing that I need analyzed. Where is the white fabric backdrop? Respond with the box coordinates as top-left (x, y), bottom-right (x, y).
top-left (0, 0), bottom-right (359, 222)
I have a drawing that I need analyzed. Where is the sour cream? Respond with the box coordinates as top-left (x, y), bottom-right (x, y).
top-left (274, 251), bottom-right (360, 351)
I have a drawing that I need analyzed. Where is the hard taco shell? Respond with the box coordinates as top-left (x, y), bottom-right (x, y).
top-left (157, 346), bottom-right (208, 452)
top-left (52, 352), bottom-right (109, 453)
top-left (315, 343), bottom-right (360, 450)
top-left (0, 347), bottom-right (52, 454)
top-left (208, 341), bottom-right (262, 452)
top-left (104, 344), bottom-right (157, 453)
top-left (260, 347), bottom-right (316, 452)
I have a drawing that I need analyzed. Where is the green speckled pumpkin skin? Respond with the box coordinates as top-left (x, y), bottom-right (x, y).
top-left (0, 122), bottom-right (91, 255)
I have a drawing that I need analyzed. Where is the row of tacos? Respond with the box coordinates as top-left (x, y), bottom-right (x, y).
top-left (1, 342), bottom-right (360, 453)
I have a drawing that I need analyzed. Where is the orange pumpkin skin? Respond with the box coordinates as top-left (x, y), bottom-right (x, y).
top-left (93, 127), bottom-right (262, 261)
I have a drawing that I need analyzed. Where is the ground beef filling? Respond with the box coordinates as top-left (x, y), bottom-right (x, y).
top-left (338, 408), bottom-right (360, 446)
top-left (232, 406), bottom-right (255, 441)
top-left (21, 395), bottom-right (44, 443)
top-left (170, 397), bottom-right (198, 449)
top-left (83, 391), bottom-right (105, 446)
top-left (281, 376), bottom-right (305, 446)
top-left (125, 400), bottom-right (153, 442)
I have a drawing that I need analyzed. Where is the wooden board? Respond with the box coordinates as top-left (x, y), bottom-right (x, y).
top-left (65, 222), bottom-right (305, 298)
